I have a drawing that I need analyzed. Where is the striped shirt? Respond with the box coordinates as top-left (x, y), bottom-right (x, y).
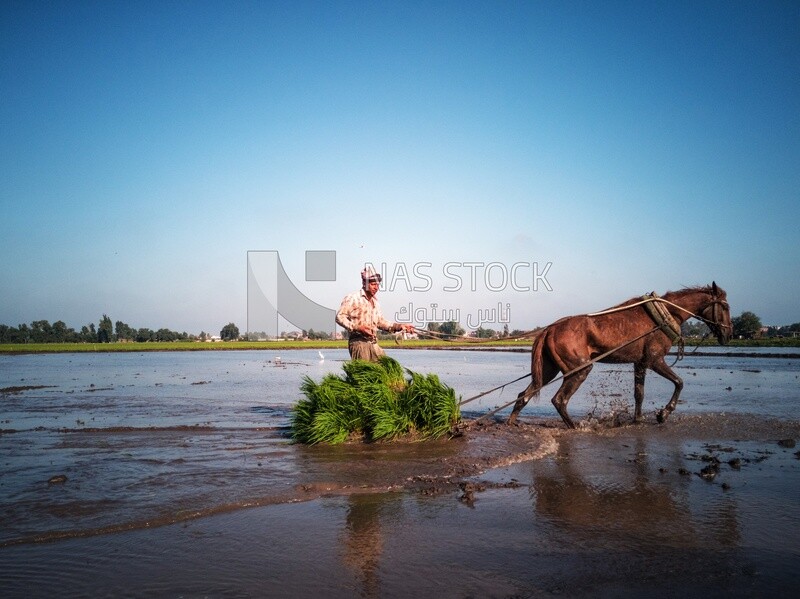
top-left (336, 288), bottom-right (397, 341)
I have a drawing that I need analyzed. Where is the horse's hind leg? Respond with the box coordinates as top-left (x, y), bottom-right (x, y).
top-left (551, 365), bottom-right (592, 429)
top-left (507, 383), bottom-right (535, 425)
top-left (507, 358), bottom-right (558, 425)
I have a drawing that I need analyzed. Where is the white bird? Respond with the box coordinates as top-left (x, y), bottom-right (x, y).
top-left (318, 350), bottom-right (325, 362)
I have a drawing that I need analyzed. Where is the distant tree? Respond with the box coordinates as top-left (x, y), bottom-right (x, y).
top-left (115, 320), bottom-right (136, 341)
top-left (475, 327), bottom-right (496, 339)
top-left (52, 320), bottom-right (69, 342)
top-left (136, 327), bottom-right (155, 342)
top-left (30, 320), bottom-right (52, 343)
top-left (307, 329), bottom-right (331, 340)
top-left (98, 315), bottom-right (113, 343)
top-left (79, 323), bottom-right (97, 342)
top-left (732, 311), bottom-right (762, 339)
top-left (0, 324), bottom-right (24, 343)
top-left (155, 328), bottom-right (175, 341)
top-left (220, 323), bottom-right (240, 341)
top-left (427, 322), bottom-right (441, 333)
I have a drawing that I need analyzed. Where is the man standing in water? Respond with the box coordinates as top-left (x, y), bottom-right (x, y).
top-left (336, 266), bottom-right (414, 361)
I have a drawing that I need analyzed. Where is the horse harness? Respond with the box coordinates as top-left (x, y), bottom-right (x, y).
top-left (641, 292), bottom-right (683, 344)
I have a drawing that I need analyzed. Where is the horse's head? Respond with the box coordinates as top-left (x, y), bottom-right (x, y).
top-left (700, 282), bottom-right (731, 345)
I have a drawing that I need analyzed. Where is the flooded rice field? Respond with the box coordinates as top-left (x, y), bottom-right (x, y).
top-left (1, 347), bottom-right (799, 597)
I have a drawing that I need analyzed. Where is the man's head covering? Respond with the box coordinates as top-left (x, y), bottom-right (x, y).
top-left (361, 266), bottom-right (382, 283)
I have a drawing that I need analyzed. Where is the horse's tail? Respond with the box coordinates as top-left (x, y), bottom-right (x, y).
top-left (528, 327), bottom-right (548, 402)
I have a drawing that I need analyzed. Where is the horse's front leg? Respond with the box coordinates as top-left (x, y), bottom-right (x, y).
top-left (633, 363), bottom-right (646, 423)
top-left (649, 357), bottom-right (684, 423)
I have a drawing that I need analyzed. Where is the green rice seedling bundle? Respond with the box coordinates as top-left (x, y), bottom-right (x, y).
top-left (292, 356), bottom-right (460, 444)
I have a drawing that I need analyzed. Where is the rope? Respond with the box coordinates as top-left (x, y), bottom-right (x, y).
top-left (458, 372), bottom-right (532, 406)
top-left (409, 292), bottom-right (727, 348)
top-left (409, 326), bottom-right (540, 344)
top-left (678, 330), bottom-right (713, 363)
top-left (589, 296), bottom-right (732, 330)
top-left (587, 292), bottom-right (731, 365)
top-left (407, 291), bottom-right (728, 347)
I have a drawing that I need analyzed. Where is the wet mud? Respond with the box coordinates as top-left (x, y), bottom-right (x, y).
top-left (2, 413), bottom-right (799, 598)
top-left (6, 412), bottom-right (797, 547)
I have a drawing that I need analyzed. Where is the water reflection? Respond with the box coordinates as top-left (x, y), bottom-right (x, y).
top-left (341, 493), bottom-right (400, 599)
top-left (528, 433), bottom-right (741, 551)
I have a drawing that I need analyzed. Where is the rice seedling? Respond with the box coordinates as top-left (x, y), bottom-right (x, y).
top-left (291, 356), bottom-right (460, 445)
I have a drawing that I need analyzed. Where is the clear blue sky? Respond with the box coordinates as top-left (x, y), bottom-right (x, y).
top-left (2, 1), bottom-right (798, 334)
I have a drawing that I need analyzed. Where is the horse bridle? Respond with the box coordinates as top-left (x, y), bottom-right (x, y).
top-left (699, 297), bottom-right (732, 334)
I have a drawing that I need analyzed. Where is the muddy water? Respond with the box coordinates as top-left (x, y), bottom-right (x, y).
top-left (1, 348), bottom-right (799, 597)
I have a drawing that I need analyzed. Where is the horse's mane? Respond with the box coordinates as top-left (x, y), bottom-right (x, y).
top-left (663, 284), bottom-right (724, 299)
top-left (604, 284), bottom-right (722, 312)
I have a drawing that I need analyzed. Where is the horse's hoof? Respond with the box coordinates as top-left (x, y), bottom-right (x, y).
top-left (656, 410), bottom-right (668, 423)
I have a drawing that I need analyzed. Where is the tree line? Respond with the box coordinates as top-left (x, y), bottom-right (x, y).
top-left (3, 311), bottom-right (798, 345)
top-left (683, 311), bottom-right (799, 339)
top-left (0, 316), bottom-right (211, 344)
top-left (728, 312), bottom-right (800, 339)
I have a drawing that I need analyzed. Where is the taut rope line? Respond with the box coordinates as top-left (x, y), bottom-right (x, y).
top-left (404, 293), bottom-right (728, 346)
top-left (407, 326), bottom-right (540, 343)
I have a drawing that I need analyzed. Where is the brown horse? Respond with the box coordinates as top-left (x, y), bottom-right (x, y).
top-left (507, 283), bottom-right (731, 428)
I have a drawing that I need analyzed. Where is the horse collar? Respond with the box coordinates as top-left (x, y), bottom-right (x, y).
top-left (642, 292), bottom-right (682, 344)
